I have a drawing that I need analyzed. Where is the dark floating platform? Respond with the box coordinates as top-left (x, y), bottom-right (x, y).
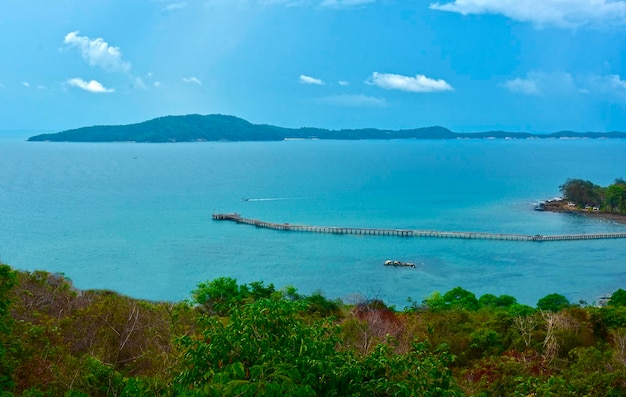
top-left (384, 260), bottom-right (416, 268)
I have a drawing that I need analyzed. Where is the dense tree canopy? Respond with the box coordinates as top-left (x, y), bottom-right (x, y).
top-left (2, 264), bottom-right (626, 396)
top-left (560, 177), bottom-right (626, 213)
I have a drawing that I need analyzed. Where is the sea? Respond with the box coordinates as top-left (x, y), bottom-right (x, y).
top-left (1, 133), bottom-right (626, 308)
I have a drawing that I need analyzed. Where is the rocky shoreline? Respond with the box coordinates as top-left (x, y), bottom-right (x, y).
top-left (538, 200), bottom-right (626, 224)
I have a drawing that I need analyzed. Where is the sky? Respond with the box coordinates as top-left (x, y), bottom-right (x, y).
top-left (1, 0), bottom-right (626, 133)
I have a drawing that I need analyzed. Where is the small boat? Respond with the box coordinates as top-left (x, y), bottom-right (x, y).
top-left (384, 260), bottom-right (416, 268)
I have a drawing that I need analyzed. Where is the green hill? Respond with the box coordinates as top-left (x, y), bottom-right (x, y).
top-left (27, 114), bottom-right (626, 142)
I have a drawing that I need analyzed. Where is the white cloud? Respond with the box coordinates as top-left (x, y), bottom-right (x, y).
top-left (154, 81), bottom-right (162, 87)
top-left (164, 1), bottom-right (187, 11)
top-left (501, 72), bottom-right (577, 96)
top-left (67, 78), bottom-right (114, 93)
top-left (367, 72), bottom-right (453, 93)
top-left (608, 74), bottom-right (626, 90)
top-left (182, 76), bottom-right (202, 85)
top-left (338, 80), bottom-right (349, 86)
top-left (317, 94), bottom-right (387, 107)
top-left (230, 0), bottom-right (378, 8)
top-left (580, 74), bottom-right (626, 98)
top-left (501, 71), bottom-right (626, 99)
top-left (429, 0), bottom-right (626, 29)
top-left (64, 31), bottom-right (131, 72)
top-left (502, 77), bottom-right (541, 95)
top-left (320, 0), bottom-right (376, 8)
top-left (299, 74), bottom-right (325, 85)
top-left (22, 82), bottom-right (30, 88)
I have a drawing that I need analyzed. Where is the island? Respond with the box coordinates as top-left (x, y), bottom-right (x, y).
top-left (27, 114), bottom-right (626, 142)
top-left (537, 178), bottom-right (626, 223)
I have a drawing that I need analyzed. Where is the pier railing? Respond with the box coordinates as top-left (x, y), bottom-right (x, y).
top-left (212, 213), bottom-right (626, 242)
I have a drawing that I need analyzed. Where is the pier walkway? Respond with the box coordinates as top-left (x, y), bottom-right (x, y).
top-left (212, 213), bottom-right (626, 242)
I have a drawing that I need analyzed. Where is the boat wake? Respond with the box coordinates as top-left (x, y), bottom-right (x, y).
top-left (243, 197), bottom-right (305, 202)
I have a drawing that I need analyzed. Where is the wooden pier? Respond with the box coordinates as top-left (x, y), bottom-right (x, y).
top-left (212, 213), bottom-right (626, 242)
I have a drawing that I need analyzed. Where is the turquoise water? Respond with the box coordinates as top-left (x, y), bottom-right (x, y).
top-left (1, 136), bottom-right (625, 307)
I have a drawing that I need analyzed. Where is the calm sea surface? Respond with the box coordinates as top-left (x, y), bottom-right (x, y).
top-left (1, 135), bottom-right (625, 307)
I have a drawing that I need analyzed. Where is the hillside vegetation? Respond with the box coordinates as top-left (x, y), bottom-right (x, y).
top-left (2, 263), bottom-right (626, 396)
top-left (27, 114), bottom-right (626, 142)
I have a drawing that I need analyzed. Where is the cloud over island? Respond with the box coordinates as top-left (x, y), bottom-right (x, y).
top-left (299, 75), bottom-right (325, 85)
top-left (64, 31), bottom-right (131, 72)
top-left (67, 78), bottom-right (114, 93)
top-left (367, 72), bottom-right (453, 93)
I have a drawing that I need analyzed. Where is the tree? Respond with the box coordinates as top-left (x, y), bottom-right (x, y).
top-left (175, 298), bottom-right (355, 396)
top-left (537, 293), bottom-right (570, 312)
top-left (191, 277), bottom-right (249, 316)
top-left (0, 264), bottom-right (18, 392)
top-left (478, 294), bottom-right (517, 309)
top-left (559, 178), bottom-right (603, 206)
top-left (442, 287), bottom-right (479, 311)
top-left (606, 184), bottom-right (626, 213)
top-left (608, 289), bottom-right (626, 307)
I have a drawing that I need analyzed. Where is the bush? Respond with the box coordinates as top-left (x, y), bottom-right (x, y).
top-left (537, 293), bottom-right (569, 312)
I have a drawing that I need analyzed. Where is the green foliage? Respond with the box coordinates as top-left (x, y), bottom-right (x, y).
top-left (478, 293), bottom-right (517, 309)
top-left (559, 177), bottom-right (626, 213)
top-left (537, 293), bottom-right (570, 312)
top-left (176, 297), bottom-right (355, 396)
top-left (177, 296), bottom-right (462, 396)
top-left (588, 306), bottom-right (626, 338)
top-left (0, 264), bottom-right (18, 393)
top-left (191, 277), bottom-right (278, 316)
top-left (6, 264), bottom-right (626, 396)
top-left (359, 340), bottom-right (463, 396)
top-left (422, 291), bottom-right (446, 311)
top-left (304, 290), bottom-right (342, 318)
top-left (247, 281), bottom-right (276, 301)
top-left (423, 287), bottom-right (481, 312)
top-left (443, 287), bottom-right (479, 311)
top-left (0, 264), bottom-right (17, 317)
top-left (608, 289), bottom-right (626, 307)
top-left (562, 346), bottom-right (626, 396)
top-left (192, 277), bottom-right (244, 315)
top-left (606, 184), bottom-right (626, 213)
top-left (560, 178), bottom-right (604, 207)
top-left (469, 328), bottom-right (503, 357)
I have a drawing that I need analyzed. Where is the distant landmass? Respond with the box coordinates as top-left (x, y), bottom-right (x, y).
top-left (26, 114), bottom-right (626, 142)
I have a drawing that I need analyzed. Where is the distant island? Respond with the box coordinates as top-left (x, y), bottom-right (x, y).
top-left (27, 114), bottom-right (626, 143)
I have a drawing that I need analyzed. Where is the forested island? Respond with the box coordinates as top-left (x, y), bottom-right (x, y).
top-left (26, 114), bottom-right (626, 143)
top-left (3, 263), bottom-right (626, 396)
top-left (538, 178), bottom-right (626, 222)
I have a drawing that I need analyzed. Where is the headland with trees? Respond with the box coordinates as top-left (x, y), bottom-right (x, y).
top-left (3, 263), bottom-right (626, 396)
top-left (539, 178), bottom-right (626, 222)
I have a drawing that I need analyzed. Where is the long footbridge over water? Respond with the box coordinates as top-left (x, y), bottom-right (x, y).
top-left (212, 213), bottom-right (626, 242)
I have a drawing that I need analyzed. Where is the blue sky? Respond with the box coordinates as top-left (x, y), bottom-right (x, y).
top-left (1, 0), bottom-right (626, 132)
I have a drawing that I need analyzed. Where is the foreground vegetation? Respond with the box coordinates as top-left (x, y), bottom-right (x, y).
top-left (3, 263), bottom-right (626, 396)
